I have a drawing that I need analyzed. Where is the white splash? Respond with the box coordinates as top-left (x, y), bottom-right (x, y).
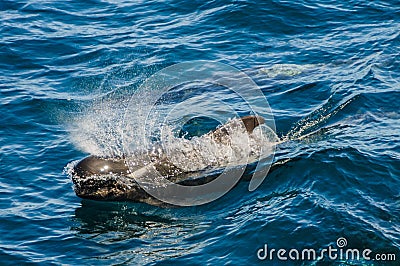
top-left (67, 96), bottom-right (129, 157)
top-left (147, 119), bottom-right (277, 173)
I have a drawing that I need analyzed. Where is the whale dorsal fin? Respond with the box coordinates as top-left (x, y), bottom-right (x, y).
top-left (207, 115), bottom-right (265, 142)
top-left (239, 115), bottom-right (265, 134)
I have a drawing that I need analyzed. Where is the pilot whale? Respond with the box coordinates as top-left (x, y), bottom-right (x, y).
top-left (70, 115), bottom-right (266, 206)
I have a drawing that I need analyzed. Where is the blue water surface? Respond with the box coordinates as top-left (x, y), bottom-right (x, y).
top-left (1, 0), bottom-right (399, 265)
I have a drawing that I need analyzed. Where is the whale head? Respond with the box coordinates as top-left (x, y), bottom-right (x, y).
top-left (73, 156), bottom-right (129, 178)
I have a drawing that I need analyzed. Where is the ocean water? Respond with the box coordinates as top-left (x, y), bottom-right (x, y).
top-left (1, 0), bottom-right (399, 265)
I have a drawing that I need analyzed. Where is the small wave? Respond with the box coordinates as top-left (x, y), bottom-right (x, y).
top-left (258, 63), bottom-right (320, 78)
